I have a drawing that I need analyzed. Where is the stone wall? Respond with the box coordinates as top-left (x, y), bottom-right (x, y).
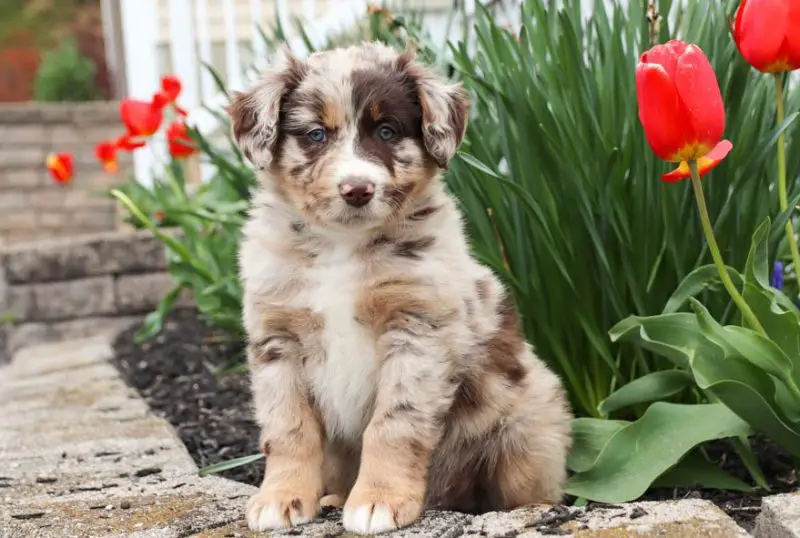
top-left (0, 102), bottom-right (130, 246)
top-left (0, 230), bottom-right (178, 363)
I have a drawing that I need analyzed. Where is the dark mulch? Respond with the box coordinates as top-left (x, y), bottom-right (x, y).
top-left (110, 308), bottom-right (262, 486)
top-left (111, 308), bottom-right (797, 532)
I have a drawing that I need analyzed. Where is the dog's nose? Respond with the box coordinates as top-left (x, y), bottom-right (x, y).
top-left (339, 178), bottom-right (375, 208)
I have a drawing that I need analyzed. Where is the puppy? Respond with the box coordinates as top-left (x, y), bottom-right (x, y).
top-left (229, 42), bottom-right (573, 535)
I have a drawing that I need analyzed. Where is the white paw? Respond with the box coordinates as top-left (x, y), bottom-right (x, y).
top-left (343, 504), bottom-right (397, 535)
top-left (246, 494), bottom-right (313, 531)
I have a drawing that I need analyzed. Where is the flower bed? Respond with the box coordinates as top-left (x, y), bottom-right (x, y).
top-left (109, 308), bottom-right (796, 532)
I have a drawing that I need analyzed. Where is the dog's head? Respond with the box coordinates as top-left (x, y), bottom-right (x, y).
top-left (228, 42), bottom-right (468, 230)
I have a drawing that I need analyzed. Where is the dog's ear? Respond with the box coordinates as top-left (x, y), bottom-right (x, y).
top-left (226, 49), bottom-right (306, 166)
top-left (402, 54), bottom-right (469, 169)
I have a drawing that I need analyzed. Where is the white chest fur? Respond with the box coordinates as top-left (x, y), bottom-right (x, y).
top-left (300, 243), bottom-right (377, 442)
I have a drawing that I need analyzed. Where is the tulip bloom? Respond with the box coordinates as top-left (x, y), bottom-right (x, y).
top-left (95, 141), bottom-right (118, 174)
top-left (159, 75), bottom-right (188, 116)
top-left (120, 97), bottom-right (165, 138)
top-left (115, 133), bottom-right (146, 152)
top-left (733, 0), bottom-right (800, 73)
top-left (46, 152), bottom-right (74, 184)
top-left (635, 40), bottom-right (733, 182)
top-left (166, 120), bottom-right (197, 159)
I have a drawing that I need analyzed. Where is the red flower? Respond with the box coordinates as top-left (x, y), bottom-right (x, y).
top-left (733, 0), bottom-right (800, 73)
top-left (166, 120), bottom-right (197, 159)
top-left (95, 141), bottom-right (118, 174)
top-left (115, 133), bottom-right (146, 152)
top-left (635, 40), bottom-right (733, 182)
top-left (46, 152), bottom-right (74, 184)
top-left (159, 75), bottom-right (188, 116)
top-left (154, 210), bottom-right (165, 223)
top-left (161, 75), bottom-right (182, 102)
top-left (120, 97), bottom-right (164, 138)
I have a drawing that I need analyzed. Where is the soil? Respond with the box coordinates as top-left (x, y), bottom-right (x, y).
top-left (111, 308), bottom-right (797, 533)
top-left (110, 308), bottom-right (262, 487)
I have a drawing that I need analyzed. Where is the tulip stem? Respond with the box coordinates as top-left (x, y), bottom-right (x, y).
top-left (689, 160), bottom-right (766, 335)
top-left (773, 74), bottom-right (800, 281)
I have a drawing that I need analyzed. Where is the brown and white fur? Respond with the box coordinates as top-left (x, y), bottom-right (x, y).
top-left (229, 42), bottom-right (573, 535)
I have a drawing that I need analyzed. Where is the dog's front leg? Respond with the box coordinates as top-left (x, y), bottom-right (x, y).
top-left (343, 309), bottom-right (457, 534)
top-left (245, 313), bottom-right (324, 531)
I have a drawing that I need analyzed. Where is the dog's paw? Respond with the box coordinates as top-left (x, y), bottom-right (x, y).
top-left (246, 488), bottom-right (319, 531)
top-left (342, 487), bottom-right (423, 534)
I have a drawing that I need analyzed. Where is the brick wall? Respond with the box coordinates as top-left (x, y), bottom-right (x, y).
top-left (0, 230), bottom-right (185, 363)
top-left (0, 102), bottom-right (130, 246)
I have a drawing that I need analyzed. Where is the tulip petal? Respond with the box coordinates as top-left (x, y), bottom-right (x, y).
top-left (674, 44), bottom-right (725, 155)
top-left (636, 62), bottom-right (691, 161)
top-left (641, 41), bottom-right (681, 78)
top-left (734, 0), bottom-right (788, 72)
top-left (660, 140), bottom-right (733, 183)
top-left (782, 1), bottom-right (800, 70)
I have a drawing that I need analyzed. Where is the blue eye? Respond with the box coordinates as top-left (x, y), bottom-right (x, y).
top-left (377, 124), bottom-right (396, 141)
top-left (307, 128), bottom-right (327, 143)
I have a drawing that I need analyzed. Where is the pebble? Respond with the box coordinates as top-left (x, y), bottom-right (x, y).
top-left (121, 500), bottom-right (132, 509)
top-left (629, 506), bottom-right (648, 519)
top-left (11, 511), bottom-right (45, 520)
top-left (134, 467), bottom-right (162, 478)
top-left (35, 476), bottom-right (57, 484)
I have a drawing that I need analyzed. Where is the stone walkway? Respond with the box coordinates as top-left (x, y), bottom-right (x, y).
top-left (1, 335), bottom-right (797, 537)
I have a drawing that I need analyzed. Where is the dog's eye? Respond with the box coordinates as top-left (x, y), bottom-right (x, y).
top-left (307, 128), bottom-right (327, 143)
top-left (377, 124), bottom-right (396, 142)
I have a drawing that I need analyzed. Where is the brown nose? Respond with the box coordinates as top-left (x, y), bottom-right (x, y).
top-left (339, 178), bottom-right (375, 208)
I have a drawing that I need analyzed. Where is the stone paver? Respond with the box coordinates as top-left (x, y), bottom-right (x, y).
top-left (755, 492), bottom-right (800, 538)
top-left (0, 333), bottom-right (792, 537)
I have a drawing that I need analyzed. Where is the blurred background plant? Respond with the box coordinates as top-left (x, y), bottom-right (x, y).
top-left (34, 38), bottom-right (99, 102)
top-left (0, 0), bottom-right (110, 102)
top-left (111, 0), bottom-right (800, 501)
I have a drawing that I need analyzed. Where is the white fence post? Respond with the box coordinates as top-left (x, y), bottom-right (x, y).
top-left (223, 0), bottom-right (244, 91)
top-left (168, 0), bottom-right (201, 111)
top-left (120, 0), bottom-right (160, 187)
top-left (196, 0), bottom-right (215, 103)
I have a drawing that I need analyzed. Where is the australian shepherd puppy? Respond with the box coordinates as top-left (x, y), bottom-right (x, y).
top-left (229, 42), bottom-right (572, 535)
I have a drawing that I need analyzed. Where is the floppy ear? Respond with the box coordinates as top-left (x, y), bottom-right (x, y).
top-left (226, 50), bottom-right (306, 166)
top-left (404, 55), bottom-right (469, 169)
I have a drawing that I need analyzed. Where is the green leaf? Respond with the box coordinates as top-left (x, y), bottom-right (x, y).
top-left (654, 450), bottom-right (754, 493)
top-left (564, 403), bottom-right (750, 503)
top-left (134, 285), bottom-right (183, 343)
top-left (688, 306), bottom-right (800, 458)
top-left (568, 418), bottom-right (628, 473)
top-left (662, 264), bottom-right (742, 314)
top-left (598, 371), bottom-right (694, 415)
top-left (198, 453), bottom-right (264, 476)
top-left (743, 217), bottom-right (772, 290)
top-left (609, 313), bottom-right (720, 369)
top-left (690, 298), bottom-right (800, 399)
top-left (742, 283), bottom-right (800, 368)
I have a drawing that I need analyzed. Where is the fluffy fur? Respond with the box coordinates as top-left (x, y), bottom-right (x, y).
top-left (230, 42), bottom-right (573, 535)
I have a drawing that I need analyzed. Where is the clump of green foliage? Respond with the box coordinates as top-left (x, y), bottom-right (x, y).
top-left (34, 38), bottom-right (99, 102)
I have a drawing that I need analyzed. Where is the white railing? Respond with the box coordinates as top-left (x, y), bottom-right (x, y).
top-left (117, 0), bottom-right (520, 186)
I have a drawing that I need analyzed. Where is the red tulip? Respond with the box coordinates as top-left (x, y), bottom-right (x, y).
top-left (161, 75), bottom-right (182, 102)
top-left (635, 40), bottom-right (733, 182)
top-left (46, 152), bottom-right (74, 184)
top-left (159, 75), bottom-right (188, 116)
top-left (166, 120), bottom-right (197, 159)
top-left (733, 0), bottom-right (800, 73)
top-left (120, 97), bottom-right (164, 138)
top-left (115, 133), bottom-right (146, 152)
top-left (95, 141), bottom-right (118, 174)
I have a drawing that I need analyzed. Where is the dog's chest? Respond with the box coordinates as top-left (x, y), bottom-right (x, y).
top-left (300, 245), bottom-right (377, 441)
